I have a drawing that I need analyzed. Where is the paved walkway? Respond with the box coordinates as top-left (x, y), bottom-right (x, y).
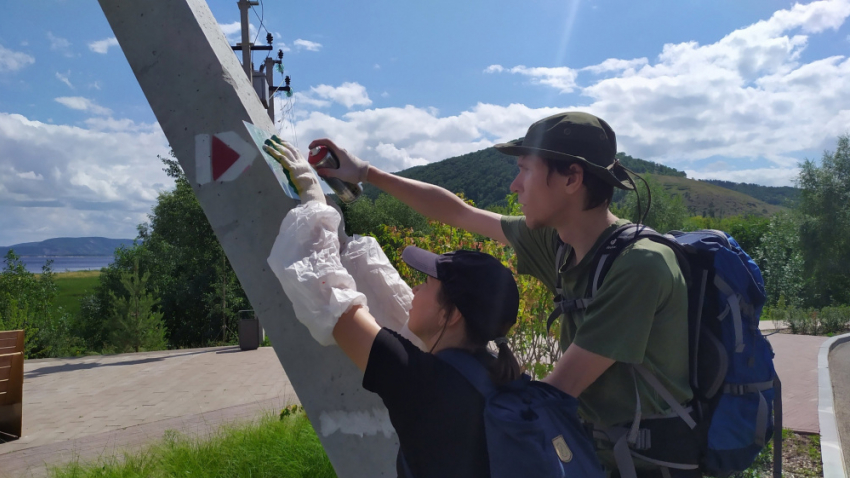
top-left (0, 346), bottom-right (298, 477)
top-left (767, 333), bottom-right (829, 434)
top-left (0, 330), bottom-right (836, 477)
top-left (829, 341), bottom-right (850, 472)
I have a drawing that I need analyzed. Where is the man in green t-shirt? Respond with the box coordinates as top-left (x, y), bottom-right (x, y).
top-left (310, 112), bottom-right (697, 476)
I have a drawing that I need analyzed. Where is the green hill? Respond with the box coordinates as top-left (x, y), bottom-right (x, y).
top-left (364, 148), bottom-right (687, 209)
top-left (700, 179), bottom-right (799, 207)
top-left (363, 146), bottom-right (785, 218)
top-left (655, 176), bottom-right (784, 217)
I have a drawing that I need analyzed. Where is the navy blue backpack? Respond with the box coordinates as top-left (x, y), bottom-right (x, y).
top-left (549, 225), bottom-right (782, 478)
top-left (434, 349), bottom-right (605, 478)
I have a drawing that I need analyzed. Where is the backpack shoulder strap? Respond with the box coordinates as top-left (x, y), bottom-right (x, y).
top-left (436, 349), bottom-right (497, 398)
top-left (546, 239), bottom-right (571, 332)
top-left (546, 224), bottom-right (640, 332)
top-left (586, 226), bottom-right (691, 298)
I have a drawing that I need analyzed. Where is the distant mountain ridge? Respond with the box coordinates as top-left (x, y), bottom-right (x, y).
top-left (362, 146), bottom-right (789, 217)
top-left (699, 179), bottom-right (799, 207)
top-left (0, 237), bottom-right (134, 257)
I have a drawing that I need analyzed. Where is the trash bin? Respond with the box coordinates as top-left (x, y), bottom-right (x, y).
top-left (238, 310), bottom-right (262, 350)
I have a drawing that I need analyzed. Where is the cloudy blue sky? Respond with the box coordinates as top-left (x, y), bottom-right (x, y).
top-left (1, 0), bottom-right (849, 245)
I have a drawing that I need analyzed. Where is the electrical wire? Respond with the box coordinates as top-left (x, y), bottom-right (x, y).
top-left (250, 0), bottom-right (273, 62)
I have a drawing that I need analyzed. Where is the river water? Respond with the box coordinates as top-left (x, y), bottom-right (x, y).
top-left (10, 256), bottom-right (114, 274)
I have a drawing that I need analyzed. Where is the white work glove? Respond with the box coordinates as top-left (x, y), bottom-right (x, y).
top-left (340, 235), bottom-right (426, 350)
top-left (308, 138), bottom-right (371, 184)
top-left (264, 136), bottom-right (326, 204)
top-left (267, 202), bottom-right (366, 346)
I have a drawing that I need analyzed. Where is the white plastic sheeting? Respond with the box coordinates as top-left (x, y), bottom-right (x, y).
top-left (268, 202), bottom-right (423, 349)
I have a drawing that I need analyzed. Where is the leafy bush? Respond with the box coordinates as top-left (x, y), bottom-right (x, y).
top-left (768, 300), bottom-right (849, 336)
top-left (819, 307), bottom-right (850, 335)
top-left (0, 250), bottom-right (83, 358)
top-left (373, 194), bottom-right (562, 378)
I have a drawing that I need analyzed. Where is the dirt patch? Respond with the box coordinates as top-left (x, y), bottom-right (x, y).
top-left (742, 430), bottom-right (823, 478)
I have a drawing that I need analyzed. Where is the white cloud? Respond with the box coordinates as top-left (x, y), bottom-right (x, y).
top-left (0, 44), bottom-right (35, 73)
top-left (374, 64), bottom-right (381, 70)
top-left (381, 91), bottom-right (389, 98)
top-left (294, 39), bottom-right (322, 51)
top-left (484, 64), bottom-right (578, 93)
top-left (0, 113), bottom-right (172, 245)
top-left (275, 102), bottom-right (562, 173)
top-left (88, 37), bottom-right (119, 54)
top-left (56, 71), bottom-right (73, 89)
top-left (219, 21), bottom-right (257, 44)
top-left (47, 32), bottom-right (73, 57)
top-left (481, 0), bottom-right (850, 179)
top-left (54, 97), bottom-right (112, 116)
top-left (291, 91), bottom-right (330, 109)
top-left (307, 82), bottom-right (372, 109)
top-left (582, 58), bottom-right (648, 74)
top-left (16, 171), bottom-right (43, 181)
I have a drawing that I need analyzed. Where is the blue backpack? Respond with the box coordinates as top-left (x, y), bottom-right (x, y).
top-left (548, 225), bottom-right (782, 478)
top-left (434, 349), bottom-right (605, 478)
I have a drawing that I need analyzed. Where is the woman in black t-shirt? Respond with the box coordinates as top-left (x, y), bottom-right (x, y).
top-left (346, 246), bottom-right (522, 478)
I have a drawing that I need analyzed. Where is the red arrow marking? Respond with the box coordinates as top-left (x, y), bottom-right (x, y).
top-left (211, 135), bottom-right (240, 181)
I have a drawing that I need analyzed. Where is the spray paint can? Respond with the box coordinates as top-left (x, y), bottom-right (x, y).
top-left (307, 146), bottom-right (363, 204)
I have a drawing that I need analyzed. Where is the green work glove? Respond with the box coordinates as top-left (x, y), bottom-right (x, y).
top-left (263, 136), bottom-right (325, 205)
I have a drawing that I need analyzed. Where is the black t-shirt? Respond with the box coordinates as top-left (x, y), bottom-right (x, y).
top-left (362, 328), bottom-right (491, 478)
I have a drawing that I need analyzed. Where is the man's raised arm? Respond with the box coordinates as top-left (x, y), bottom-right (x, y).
top-left (309, 138), bottom-right (509, 245)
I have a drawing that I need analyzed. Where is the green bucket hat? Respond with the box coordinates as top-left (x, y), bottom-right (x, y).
top-left (494, 112), bottom-right (635, 190)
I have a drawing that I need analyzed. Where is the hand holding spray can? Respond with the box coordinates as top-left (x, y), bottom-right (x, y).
top-left (307, 146), bottom-right (363, 204)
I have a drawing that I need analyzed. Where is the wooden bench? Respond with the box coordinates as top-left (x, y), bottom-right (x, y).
top-left (0, 330), bottom-right (24, 355)
top-left (0, 330), bottom-right (24, 442)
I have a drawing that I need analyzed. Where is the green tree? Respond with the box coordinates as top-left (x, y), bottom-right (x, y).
top-left (0, 251), bottom-right (80, 358)
top-left (753, 211), bottom-right (805, 306)
top-left (341, 193), bottom-right (428, 236)
top-left (108, 260), bottom-right (167, 353)
top-left (797, 134), bottom-right (850, 306)
top-left (90, 155), bottom-right (249, 349)
top-left (613, 174), bottom-right (688, 232)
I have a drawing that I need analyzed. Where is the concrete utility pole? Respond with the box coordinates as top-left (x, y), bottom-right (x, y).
top-left (237, 0), bottom-right (255, 82)
top-left (97, 1), bottom-right (398, 476)
top-left (232, 2), bottom-right (286, 124)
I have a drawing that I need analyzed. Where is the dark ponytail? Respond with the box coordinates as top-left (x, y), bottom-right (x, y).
top-left (489, 335), bottom-right (521, 386)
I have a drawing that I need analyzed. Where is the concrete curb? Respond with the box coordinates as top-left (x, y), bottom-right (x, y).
top-left (819, 332), bottom-right (850, 478)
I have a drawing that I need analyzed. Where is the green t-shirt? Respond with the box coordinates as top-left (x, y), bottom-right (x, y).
top-left (501, 215), bottom-right (692, 427)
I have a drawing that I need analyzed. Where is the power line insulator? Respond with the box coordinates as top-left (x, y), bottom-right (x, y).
top-left (266, 33), bottom-right (273, 45)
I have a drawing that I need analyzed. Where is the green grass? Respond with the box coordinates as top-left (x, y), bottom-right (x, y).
top-left (53, 271), bottom-right (101, 317)
top-left (48, 411), bottom-right (337, 478)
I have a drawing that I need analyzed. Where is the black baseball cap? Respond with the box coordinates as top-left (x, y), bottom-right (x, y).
top-left (402, 246), bottom-right (519, 341)
top-left (494, 111), bottom-right (634, 190)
